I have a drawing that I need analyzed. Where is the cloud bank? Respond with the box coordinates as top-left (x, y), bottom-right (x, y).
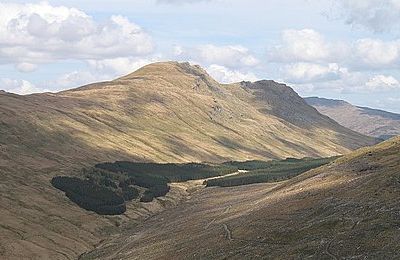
top-left (0, 2), bottom-right (154, 67)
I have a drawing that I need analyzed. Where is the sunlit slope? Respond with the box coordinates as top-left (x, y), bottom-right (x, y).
top-left (1, 62), bottom-right (376, 169)
top-left (85, 137), bottom-right (400, 259)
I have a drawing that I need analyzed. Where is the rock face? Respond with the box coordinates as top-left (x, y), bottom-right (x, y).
top-left (84, 136), bottom-right (400, 259)
top-left (306, 96), bottom-right (400, 140)
top-left (0, 62), bottom-right (377, 259)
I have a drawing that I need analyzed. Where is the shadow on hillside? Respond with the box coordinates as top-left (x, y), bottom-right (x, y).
top-left (213, 136), bottom-right (279, 159)
top-left (165, 135), bottom-right (232, 162)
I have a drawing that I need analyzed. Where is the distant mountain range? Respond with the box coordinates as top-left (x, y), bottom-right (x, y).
top-left (306, 97), bottom-right (400, 140)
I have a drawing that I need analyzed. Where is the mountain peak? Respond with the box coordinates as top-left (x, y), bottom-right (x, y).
top-left (117, 61), bottom-right (221, 93)
top-left (119, 61), bottom-right (213, 81)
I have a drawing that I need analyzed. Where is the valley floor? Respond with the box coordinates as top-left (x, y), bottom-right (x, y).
top-left (82, 139), bottom-right (400, 259)
top-left (2, 138), bottom-right (399, 260)
top-left (81, 181), bottom-right (282, 260)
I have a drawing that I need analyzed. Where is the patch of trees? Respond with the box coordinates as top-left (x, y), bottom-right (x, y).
top-left (51, 176), bottom-right (126, 215)
top-left (95, 161), bottom-right (237, 182)
top-left (51, 164), bottom-right (175, 215)
top-left (206, 156), bottom-right (338, 187)
top-left (56, 158), bottom-right (323, 215)
top-left (115, 172), bottom-right (170, 202)
top-left (121, 186), bottom-right (140, 201)
top-left (92, 161), bottom-right (237, 203)
top-left (140, 190), bottom-right (156, 203)
top-left (91, 161), bottom-right (237, 205)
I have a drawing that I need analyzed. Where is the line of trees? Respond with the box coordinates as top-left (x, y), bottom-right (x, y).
top-left (95, 161), bottom-right (237, 182)
top-left (206, 157), bottom-right (337, 187)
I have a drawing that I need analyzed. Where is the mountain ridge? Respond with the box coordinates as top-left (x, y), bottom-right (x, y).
top-left (306, 96), bottom-right (400, 139)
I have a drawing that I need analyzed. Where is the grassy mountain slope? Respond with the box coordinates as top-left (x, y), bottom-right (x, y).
top-left (0, 62), bottom-right (377, 259)
top-left (306, 96), bottom-right (400, 140)
top-left (2, 62), bottom-right (376, 168)
top-left (85, 136), bottom-right (400, 259)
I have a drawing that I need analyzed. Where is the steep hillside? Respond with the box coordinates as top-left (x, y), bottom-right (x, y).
top-left (1, 63), bottom-right (377, 171)
top-left (0, 62), bottom-right (376, 259)
top-left (85, 136), bottom-right (400, 259)
top-left (306, 96), bottom-right (400, 140)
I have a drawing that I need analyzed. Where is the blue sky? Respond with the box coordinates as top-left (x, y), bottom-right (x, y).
top-left (1, 0), bottom-right (400, 112)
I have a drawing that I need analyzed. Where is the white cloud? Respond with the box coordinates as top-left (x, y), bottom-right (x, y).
top-left (334, 0), bottom-right (400, 33)
top-left (45, 70), bottom-right (104, 90)
top-left (262, 27), bottom-right (400, 100)
top-left (87, 57), bottom-right (160, 76)
top-left (341, 73), bottom-right (400, 93)
top-left (0, 2), bottom-right (154, 66)
top-left (206, 64), bottom-right (259, 83)
top-left (172, 43), bottom-right (260, 84)
top-left (42, 57), bottom-right (160, 90)
top-left (0, 78), bottom-right (49, 94)
top-left (354, 39), bottom-right (400, 68)
top-left (268, 29), bottom-right (348, 63)
top-left (365, 75), bottom-right (400, 91)
top-left (270, 28), bottom-right (400, 71)
top-left (290, 71), bottom-right (400, 94)
top-left (175, 44), bottom-right (259, 69)
top-left (283, 62), bottom-right (345, 83)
